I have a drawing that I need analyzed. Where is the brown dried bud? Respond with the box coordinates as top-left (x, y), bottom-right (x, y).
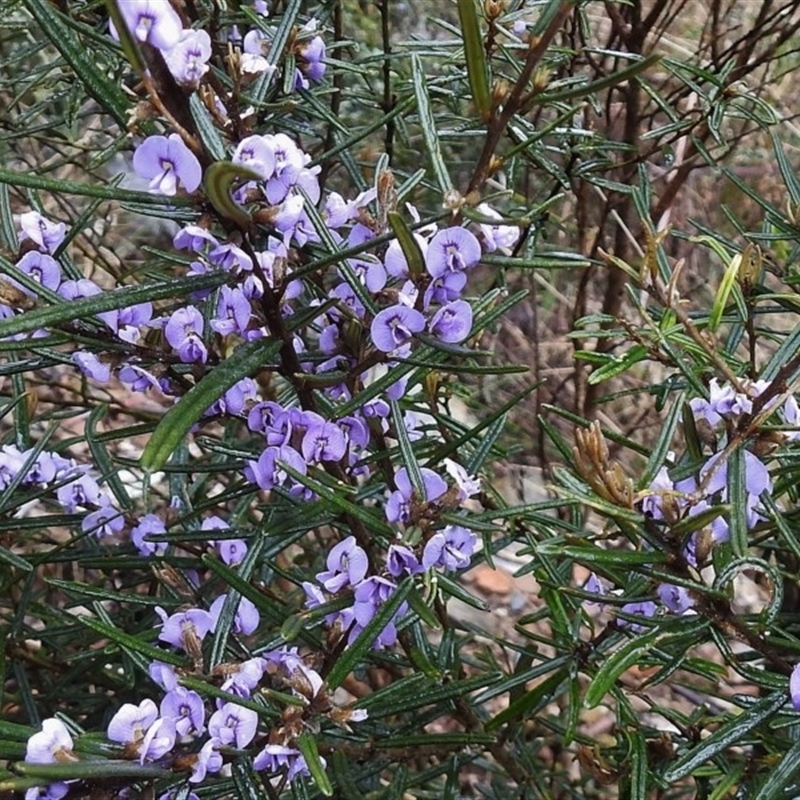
top-left (0, 279), bottom-right (35, 310)
top-left (377, 169), bottom-right (397, 217)
top-left (484, 0), bottom-right (504, 20)
top-left (488, 154), bottom-right (504, 178)
top-left (532, 66), bottom-right (550, 93)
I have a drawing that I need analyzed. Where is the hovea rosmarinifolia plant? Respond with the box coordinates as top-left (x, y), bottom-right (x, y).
top-left (4, 0), bottom-right (800, 798)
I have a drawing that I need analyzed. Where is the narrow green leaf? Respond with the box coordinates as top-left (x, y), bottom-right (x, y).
top-left (639, 394), bottom-right (684, 487)
top-left (584, 630), bottom-right (662, 709)
top-left (726, 447), bottom-right (748, 558)
top-left (280, 464), bottom-right (394, 535)
top-left (0, 546), bottom-right (32, 573)
top-left (537, 542), bottom-right (667, 567)
top-left (486, 668), bottom-right (568, 731)
top-left (709, 250), bottom-right (743, 332)
top-left (533, 53), bottom-right (661, 106)
top-left (626, 729), bottom-right (648, 799)
top-left (457, 0), bottom-right (492, 121)
top-left (752, 741), bottom-right (800, 800)
top-left (387, 212), bottom-right (426, 279)
top-left (11, 760), bottom-right (170, 781)
top-left (411, 53), bottom-right (453, 195)
top-left (231, 760), bottom-right (269, 800)
top-left (0, 184), bottom-right (18, 250)
top-left (25, 0), bottom-right (130, 127)
top-left (87, 405), bottom-right (133, 511)
top-left (326, 579), bottom-right (413, 689)
top-left (0, 272), bottom-right (228, 340)
top-left (0, 166), bottom-right (193, 206)
top-left (771, 129), bottom-right (800, 207)
top-left (297, 732), bottom-right (333, 796)
top-left (78, 616), bottom-right (190, 667)
top-left (375, 732), bottom-right (495, 748)
top-left (587, 344), bottom-right (648, 385)
top-left (391, 399), bottom-right (424, 497)
top-left (141, 338), bottom-right (282, 471)
top-left (250, 0), bottom-right (302, 103)
top-left (106, 0), bottom-right (147, 75)
top-left (361, 672), bottom-right (499, 717)
top-left (203, 162), bottom-right (262, 226)
top-left (662, 692), bottom-right (786, 782)
top-left (190, 93), bottom-right (227, 161)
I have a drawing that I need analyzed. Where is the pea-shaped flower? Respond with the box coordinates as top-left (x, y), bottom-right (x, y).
top-left (133, 134), bottom-right (202, 196)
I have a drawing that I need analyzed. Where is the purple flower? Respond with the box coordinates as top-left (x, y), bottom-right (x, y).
top-left (209, 241), bottom-right (253, 272)
top-left (188, 737), bottom-right (223, 783)
top-left (476, 203), bottom-right (520, 252)
top-left (424, 227), bottom-right (481, 278)
top-left (221, 657), bottom-right (267, 695)
top-left (316, 536), bottom-right (369, 593)
top-left (247, 401), bottom-right (284, 434)
top-left (156, 606), bottom-right (214, 650)
top-left (241, 29), bottom-right (274, 75)
top-left (25, 782), bottom-right (69, 800)
top-left (386, 543), bottom-right (422, 577)
top-left (15, 251), bottom-right (62, 294)
top-left (263, 133), bottom-right (312, 204)
top-left (689, 379), bottom-right (739, 425)
top-left (107, 699), bottom-right (159, 746)
top-left (302, 419), bottom-right (347, 463)
top-left (133, 134), bottom-right (202, 196)
top-left (617, 600), bottom-right (658, 633)
top-left (148, 661), bottom-right (178, 691)
top-left (165, 306), bottom-right (208, 363)
top-left (57, 472), bottom-right (101, 512)
top-left (19, 211), bottom-right (66, 254)
top-left (428, 300), bottom-right (473, 344)
top-left (422, 525), bottom-right (477, 571)
top-left (701, 449), bottom-right (771, 528)
top-left (160, 687), bottom-right (205, 737)
top-left (352, 576), bottom-right (406, 648)
top-left (297, 34), bottom-right (326, 82)
top-left (208, 702), bottom-right (259, 748)
top-left (174, 225), bottom-right (219, 253)
top-left (25, 719), bottom-right (74, 764)
top-left (386, 467), bottom-right (448, 525)
top-left (345, 256), bottom-right (386, 293)
top-left (444, 458), bottom-right (481, 501)
top-left (582, 572), bottom-right (608, 607)
top-left (131, 514), bottom-right (167, 556)
top-left (138, 716), bottom-right (176, 763)
top-left (791, 663), bottom-right (800, 711)
top-left (111, 1), bottom-right (183, 51)
top-left (371, 304), bottom-right (426, 353)
top-left (657, 583), bottom-right (694, 614)
top-left (233, 134), bottom-right (276, 182)
top-left (217, 538), bottom-right (248, 566)
top-left (164, 29), bottom-right (212, 85)
top-left (72, 351), bottom-right (111, 383)
top-left (82, 497), bottom-right (124, 538)
top-left (424, 271), bottom-right (467, 307)
top-left (254, 744), bottom-right (313, 781)
top-left (209, 593), bottom-right (260, 636)
top-left (209, 286), bottom-right (251, 337)
top-left (243, 445), bottom-right (306, 491)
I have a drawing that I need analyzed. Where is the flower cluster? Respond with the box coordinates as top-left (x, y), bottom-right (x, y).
top-left (11, 1), bottom-right (520, 796)
top-left (638, 378), bottom-right (792, 564)
top-left (24, 646), bottom-right (360, 796)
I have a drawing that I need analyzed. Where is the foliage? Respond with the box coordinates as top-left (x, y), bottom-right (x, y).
top-left (2, 1), bottom-right (800, 799)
